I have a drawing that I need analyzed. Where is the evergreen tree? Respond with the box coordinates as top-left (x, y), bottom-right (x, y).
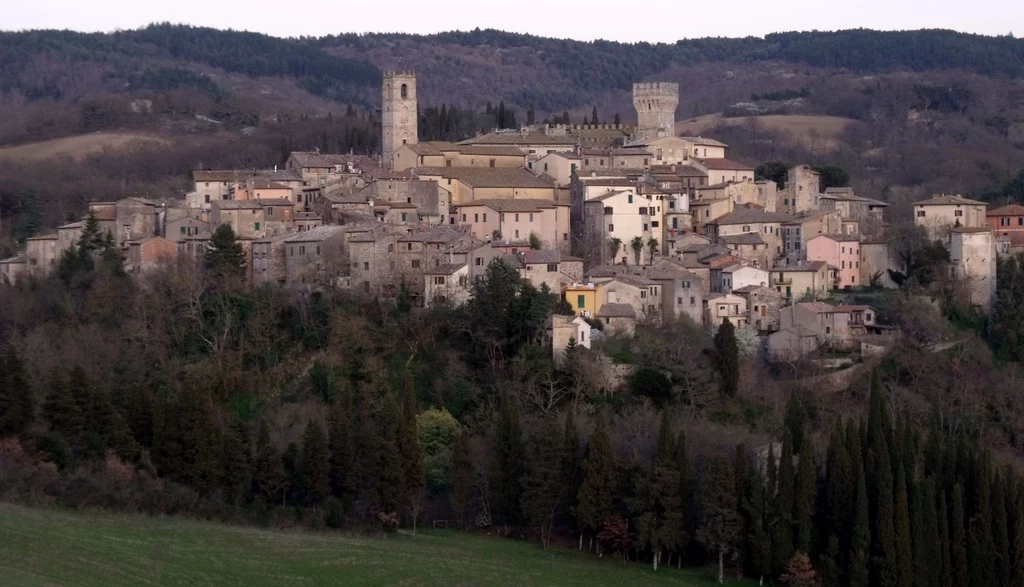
top-left (520, 417), bottom-right (567, 549)
top-left (78, 210), bottom-right (105, 254)
top-left (872, 447), bottom-right (898, 587)
top-left (176, 385), bottom-right (219, 493)
top-left (825, 425), bottom-right (855, 555)
top-left (19, 189), bottom-right (42, 242)
top-left (124, 388), bottom-right (154, 448)
top-left (773, 429), bottom-right (796, 572)
top-left (894, 467), bottom-right (913, 587)
top-left (993, 471), bottom-right (1010, 587)
top-left (450, 429), bottom-right (475, 528)
top-left (676, 429), bottom-right (692, 563)
top-left (221, 420), bottom-right (251, 507)
top-left (698, 455), bottom-right (741, 585)
top-left (283, 442), bottom-right (302, 505)
top-left (968, 454), bottom-right (995, 587)
top-left (398, 372), bottom-right (425, 517)
top-left (0, 346), bottom-right (33, 437)
top-left (43, 372), bottom-right (82, 446)
top-left (591, 106), bottom-right (599, 125)
top-left (1012, 484), bottom-right (1024, 587)
top-left (850, 469), bottom-right (871, 587)
top-left (614, 113), bottom-right (621, 126)
top-left (302, 420), bottom-right (331, 507)
top-left (713, 318), bottom-right (739, 397)
top-left (733, 443), bottom-right (751, 575)
top-left (562, 408), bottom-right (583, 544)
top-left (491, 391), bottom-right (525, 525)
top-left (327, 398), bottom-right (355, 512)
top-left (951, 483), bottom-right (969, 587)
top-left (793, 439), bottom-right (816, 553)
top-left (938, 489), bottom-right (953, 587)
top-left (784, 393), bottom-right (808, 454)
top-left (576, 412), bottom-right (616, 548)
top-left (371, 397), bottom-right (404, 518)
top-left (629, 412), bottom-right (682, 570)
top-left (744, 464), bottom-right (773, 583)
top-left (820, 533), bottom-right (842, 587)
top-left (205, 223), bottom-right (246, 279)
top-left (254, 419), bottom-right (286, 506)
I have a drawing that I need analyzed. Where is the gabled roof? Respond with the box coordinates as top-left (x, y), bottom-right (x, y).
top-left (988, 204), bottom-right (1024, 216)
top-left (720, 233), bottom-right (766, 245)
top-left (412, 167), bottom-right (553, 189)
top-left (587, 190), bottom-right (638, 203)
top-left (950, 226), bottom-right (993, 234)
top-left (424, 263), bottom-right (467, 275)
top-left (405, 141), bottom-right (526, 158)
top-left (460, 131), bottom-right (576, 146)
top-left (697, 158), bottom-right (755, 170)
top-left (519, 250), bottom-right (581, 265)
top-left (213, 200), bottom-right (262, 210)
top-left (734, 284), bottom-right (779, 295)
top-left (283, 225), bottom-right (345, 243)
top-left (709, 207), bottom-right (794, 225)
top-left (807, 233), bottom-right (860, 243)
top-left (257, 198), bottom-right (295, 207)
top-left (914, 194), bottom-right (986, 206)
top-left (596, 303), bottom-right (636, 318)
top-left (457, 198), bottom-right (563, 212)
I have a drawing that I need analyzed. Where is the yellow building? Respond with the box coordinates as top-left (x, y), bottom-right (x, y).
top-left (412, 167), bottom-right (556, 204)
top-left (564, 283), bottom-right (598, 319)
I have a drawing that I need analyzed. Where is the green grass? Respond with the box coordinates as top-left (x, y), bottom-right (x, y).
top-left (0, 503), bottom-right (755, 586)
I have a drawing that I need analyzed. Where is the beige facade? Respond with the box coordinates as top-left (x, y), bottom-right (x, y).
top-left (632, 83), bottom-right (679, 141)
top-left (394, 142), bottom-right (526, 172)
top-left (413, 167), bottom-right (556, 204)
top-left (425, 263), bottom-right (471, 306)
top-left (512, 250), bottom-right (584, 293)
top-left (734, 285), bottom-right (782, 332)
top-left (595, 275), bottom-right (662, 323)
top-left (595, 303), bottom-right (637, 336)
top-left (703, 206), bottom-right (791, 258)
top-left (914, 195), bottom-right (988, 240)
top-left (382, 71), bottom-right (418, 170)
top-left (771, 261), bottom-right (831, 302)
top-left (582, 188), bottom-right (661, 267)
top-left (0, 256), bottom-right (26, 286)
top-left (251, 233), bottom-right (291, 286)
top-left (25, 235), bottom-right (59, 277)
top-left (283, 226), bottom-right (347, 288)
top-left (768, 302), bottom-right (885, 360)
top-left (778, 165), bottom-right (821, 215)
top-left (705, 293), bottom-right (748, 327)
top-left (550, 315), bottom-right (592, 365)
top-left (453, 199), bottom-right (570, 249)
top-left (948, 227), bottom-right (997, 313)
top-left (211, 201), bottom-right (265, 239)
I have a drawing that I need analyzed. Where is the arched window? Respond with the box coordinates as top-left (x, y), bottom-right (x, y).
top-left (400, 84), bottom-right (408, 99)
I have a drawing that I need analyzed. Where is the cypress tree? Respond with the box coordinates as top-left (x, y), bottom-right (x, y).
top-left (734, 443), bottom-right (751, 575)
top-left (677, 429), bottom-right (692, 562)
top-left (916, 480), bottom-right (942, 587)
top-left (629, 413), bottom-right (682, 570)
top-left (450, 429), bottom-right (474, 528)
top-left (993, 470), bottom-right (1010, 587)
top-left (873, 447), bottom-right (898, 587)
top-left (826, 425), bottom-right (855, 553)
top-left (951, 483), bottom-right (969, 587)
top-left (576, 412), bottom-right (616, 548)
top-left (894, 467), bottom-right (913, 587)
top-left (1012, 483), bottom-right (1024, 587)
top-left (372, 397), bottom-right (404, 517)
top-left (302, 420), bottom-right (331, 508)
top-left (177, 385), bottom-right (219, 493)
top-left (0, 346), bottom-right (33, 437)
top-left (520, 417), bottom-right (567, 549)
top-left (327, 392), bottom-right (355, 511)
top-left (563, 408), bottom-right (583, 545)
top-left (697, 456), bottom-right (741, 584)
top-left (398, 372), bottom-right (425, 513)
top-left (254, 419), bottom-right (286, 506)
top-left (849, 470), bottom-right (871, 587)
top-left (221, 420), bottom-right (251, 507)
top-left (491, 391), bottom-right (524, 525)
top-left (968, 454), bottom-right (995, 587)
top-left (124, 388), bottom-right (154, 449)
top-left (282, 442), bottom-right (302, 505)
top-left (820, 533), bottom-right (841, 587)
top-left (744, 463), bottom-right (773, 582)
top-left (793, 439), bottom-right (816, 553)
top-left (938, 488), bottom-right (953, 587)
top-left (43, 372), bottom-right (82, 446)
top-left (205, 224), bottom-right (246, 279)
top-left (773, 429), bottom-right (796, 572)
top-left (713, 318), bottom-right (739, 397)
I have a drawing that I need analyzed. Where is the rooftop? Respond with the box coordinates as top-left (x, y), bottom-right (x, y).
top-left (697, 158), bottom-right (755, 171)
top-left (950, 226), bottom-right (994, 234)
top-left (596, 303), bottom-right (637, 318)
top-left (915, 194), bottom-right (987, 206)
top-left (412, 167), bottom-right (554, 189)
top-left (282, 225), bottom-right (345, 243)
top-left (679, 136), bottom-right (729, 147)
top-left (709, 207), bottom-right (794, 225)
top-left (720, 233), bottom-right (766, 245)
top-left (213, 200), bottom-right (263, 210)
top-left (460, 131), bottom-right (576, 146)
top-left (988, 204), bottom-right (1024, 216)
top-left (257, 198), bottom-right (295, 207)
top-left (519, 249), bottom-right (582, 264)
top-left (289, 151), bottom-right (374, 169)
top-left (424, 263), bottom-right (467, 275)
top-left (457, 198), bottom-right (563, 212)
top-left (777, 261), bottom-right (828, 272)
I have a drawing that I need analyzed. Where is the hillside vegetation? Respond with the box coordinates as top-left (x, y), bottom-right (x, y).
top-left (0, 503), bottom-right (749, 586)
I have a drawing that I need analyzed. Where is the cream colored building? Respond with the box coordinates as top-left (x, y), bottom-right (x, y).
top-left (25, 234), bottom-right (59, 277)
top-left (778, 165), bottom-right (821, 215)
top-left (211, 200), bottom-right (265, 239)
top-left (771, 261), bottom-right (831, 302)
top-left (425, 263), bottom-right (471, 306)
top-left (621, 136), bottom-right (728, 164)
top-left (596, 274), bottom-right (663, 323)
top-left (394, 142), bottom-right (526, 172)
top-left (705, 293), bottom-right (748, 327)
top-left (914, 194), bottom-right (988, 240)
top-left (550, 314), bottom-right (592, 365)
top-left (453, 199), bottom-right (570, 248)
top-left (703, 206), bottom-right (791, 258)
top-left (694, 158), bottom-right (755, 185)
top-left (412, 167), bottom-right (556, 204)
top-left (581, 188), bottom-right (661, 266)
top-left (459, 129), bottom-right (576, 163)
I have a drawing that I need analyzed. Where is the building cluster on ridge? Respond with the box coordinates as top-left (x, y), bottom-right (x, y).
top-left (0, 72), bottom-right (1008, 363)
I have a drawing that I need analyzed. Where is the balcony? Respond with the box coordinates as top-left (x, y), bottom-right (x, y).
top-left (775, 275), bottom-right (792, 285)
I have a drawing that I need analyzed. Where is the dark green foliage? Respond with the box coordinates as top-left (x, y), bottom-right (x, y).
top-left (0, 346), bottom-right (33, 437)
top-left (576, 412), bottom-right (616, 536)
top-left (629, 367), bottom-right (672, 407)
top-left (520, 417), bottom-right (567, 548)
top-left (993, 471), bottom-right (1011, 587)
top-left (450, 429), bottom-right (475, 528)
top-left (370, 398), bottom-right (404, 517)
top-left (774, 430), bottom-right (796, 573)
top-left (951, 483), bottom-right (969, 587)
top-left (205, 224), bottom-right (246, 279)
top-left (850, 471), bottom-right (871, 587)
top-left (16, 189), bottom-right (42, 242)
top-left (629, 412), bottom-right (682, 569)
top-left (712, 318), bottom-right (739, 397)
top-left (302, 420), bottom-right (331, 507)
top-left (894, 467), bottom-right (912, 587)
top-left (755, 161), bottom-right (791, 189)
top-left (43, 373), bottom-right (82, 446)
top-left (491, 392), bottom-right (525, 525)
top-left (40, 433), bottom-right (75, 471)
top-left (793, 439), bottom-right (816, 553)
top-left (327, 399), bottom-right (355, 511)
top-left (254, 420), bottom-right (286, 506)
top-left (221, 421), bottom-right (251, 507)
top-left (697, 456), bottom-right (741, 578)
top-left (784, 392), bottom-right (808, 455)
top-left (813, 165), bottom-right (851, 190)
top-left (398, 372), bottom-right (425, 507)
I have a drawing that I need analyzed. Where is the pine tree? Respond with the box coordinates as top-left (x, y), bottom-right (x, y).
top-left (794, 439), bottom-right (816, 554)
top-left (951, 483), bottom-right (969, 587)
top-left (871, 446), bottom-right (898, 587)
top-left (733, 443), bottom-right (750, 576)
top-left (968, 454), bottom-right (995, 587)
top-left (676, 429), bottom-right (692, 564)
top-left (591, 106), bottom-right (599, 125)
top-left (254, 419), bottom-right (286, 506)
top-left (849, 470), bottom-right (871, 587)
top-left (398, 372), bottom-right (425, 518)
top-left (43, 372), bottom-right (82, 446)
top-left (176, 385), bottom-right (219, 493)
top-left (713, 318), bottom-right (740, 396)
top-left (0, 346), bottom-right (33, 437)
top-left (698, 455), bottom-right (741, 585)
top-left (78, 210), bottom-right (104, 254)
top-left (205, 224), bottom-right (246, 279)
top-left (520, 417), bottom-right (567, 549)
top-left (450, 429), bottom-right (475, 528)
top-left (327, 399), bottom-right (355, 512)
top-left (576, 412), bottom-right (616, 548)
top-left (894, 467), bottom-right (913, 587)
top-left (491, 391), bottom-right (524, 525)
top-left (744, 465), bottom-right (773, 583)
top-left (19, 188), bottom-right (42, 242)
top-left (283, 442), bottom-right (302, 505)
top-left (221, 421), bottom-right (251, 507)
top-left (302, 420), bottom-right (331, 507)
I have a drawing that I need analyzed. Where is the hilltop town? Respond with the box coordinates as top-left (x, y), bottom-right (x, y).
top-left (1, 72), bottom-right (1011, 365)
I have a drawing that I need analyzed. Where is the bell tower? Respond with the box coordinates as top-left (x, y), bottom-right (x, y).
top-left (382, 71), bottom-right (418, 170)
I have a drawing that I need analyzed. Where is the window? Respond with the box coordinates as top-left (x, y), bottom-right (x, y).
top-left (267, 207), bottom-right (274, 216)
top-left (954, 209), bottom-right (963, 217)
top-left (515, 230), bottom-right (520, 238)
top-left (577, 294), bottom-right (586, 307)
top-left (641, 291), bottom-right (647, 298)
top-left (1002, 218), bottom-right (1010, 226)
top-left (180, 227), bottom-right (186, 235)
top-left (825, 326), bottom-right (831, 334)
top-left (677, 297), bottom-right (682, 304)
top-left (547, 264), bottom-right (558, 272)
top-left (483, 213), bottom-right (487, 222)
top-left (489, 159), bottom-right (496, 168)
top-left (841, 246), bottom-right (845, 254)
top-left (363, 262), bottom-right (369, 270)
top-left (475, 258), bottom-right (483, 266)
top-left (434, 276), bottom-right (445, 285)
top-left (316, 246), bottom-right (321, 255)
top-left (407, 243), bottom-right (412, 251)
top-left (1019, 218), bottom-right (1023, 226)
top-left (462, 214), bottom-right (466, 222)
top-left (917, 210), bottom-right (926, 217)
top-left (474, 214), bottom-right (479, 222)
top-left (742, 225), bottom-right (750, 232)
top-left (514, 213), bottom-right (519, 222)
top-left (841, 261), bottom-right (846, 269)
top-left (400, 84), bottom-right (408, 99)
top-left (401, 213), bottom-right (408, 222)
top-left (412, 260), bottom-right (421, 268)
top-left (628, 194), bottom-right (633, 204)
top-left (204, 194), bottom-right (210, 204)
top-left (299, 245), bottom-right (305, 254)
top-left (604, 207), bottom-right (613, 215)
top-left (290, 247), bottom-right (294, 256)
top-left (363, 281), bottom-right (370, 292)
top-left (529, 213), bottom-right (534, 223)
top-left (643, 224), bottom-right (648, 231)
top-left (388, 243), bottom-right (394, 252)
top-left (690, 296), bottom-right (695, 305)
top-left (543, 163), bottom-right (549, 172)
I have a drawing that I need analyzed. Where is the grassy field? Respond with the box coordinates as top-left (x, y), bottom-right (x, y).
top-left (0, 503), bottom-right (754, 586)
top-left (0, 132), bottom-right (169, 162)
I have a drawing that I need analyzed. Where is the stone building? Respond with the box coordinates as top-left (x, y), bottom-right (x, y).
top-left (393, 142), bottom-right (526, 172)
top-left (211, 200), bottom-right (265, 239)
top-left (550, 314), bottom-right (592, 365)
top-left (283, 226), bottom-right (347, 288)
top-left (778, 165), bottom-right (821, 215)
top-left (382, 71), bottom-right (418, 170)
top-left (734, 285), bottom-right (783, 332)
top-left (126, 237), bottom-right (176, 274)
top-left (948, 227), bottom-right (997, 313)
top-left (452, 199), bottom-right (570, 249)
top-left (412, 167), bottom-right (556, 205)
top-left (632, 82), bottom-right (679, 141)
top-left (25, 234), bottom-right (59, 277)
top-left (424, 263), bottom-right (471, 306)
top-left (251, 233), bottom-right (292, 286)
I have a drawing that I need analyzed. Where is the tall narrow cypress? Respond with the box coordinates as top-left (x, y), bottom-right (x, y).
top-left (894, 467), bottom-right (913, 587)
top-left (0, 346), bottom-right (33, 437)
top-left (253, 419), bottom-right (286, 506)
top-left (793, 439), bottom-right (816, 553)
top-left (849, 470), bottom-right (871, 587)
top-left (398, 372), bottom-right (425, 506)
top-left (491, 392), bottom-right (524, 525)
top-left (302, 420), bottom-right (331, 507)
top-left (937, 488), bottom-right (953, 587)
top-left (774, 429), bottom-right (796, 572)
top-left (327, 398), bottom-right (355, 511)
top-left (993, 470), bottom-right (1011, 587)
top-left (951, 483), bottom-right (970, 587)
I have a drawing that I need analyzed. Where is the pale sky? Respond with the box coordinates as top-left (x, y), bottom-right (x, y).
top-left (4, 0), bottom-right (1023, 41)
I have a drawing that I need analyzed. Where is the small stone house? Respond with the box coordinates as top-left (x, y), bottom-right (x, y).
top-left (596, 303), bottom-right (636, 336)
top-left (734, 285), bottom-right (782, 332)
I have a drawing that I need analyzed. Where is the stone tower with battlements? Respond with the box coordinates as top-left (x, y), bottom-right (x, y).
top-left (382, 71), bottom-right (417, 170)
top-left (632, 82), bottom-right (679, 141)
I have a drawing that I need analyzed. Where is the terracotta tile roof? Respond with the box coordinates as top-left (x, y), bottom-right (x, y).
top-left (519, 250), bottom-right (582, 264)
top-left (914, 194), bottom-right (986, 206)
top-left (734, 284), bottom-right (778, 295)
top-left (457, 198), bottom-right (564, 212)
top-left (412, 167), bottom-right (553, 189)
top-left (679, 136), bottom-right (729, 147)
top-left (709, 207), bottom-right (794, 225)
top-left (460, 131), bottom-right (576, 146)
top-left (596, 303), bottom-right (636, 318)
top-left (424, 263), bottom-right (467, 274)
top-left (988, 204), bottom-right (1024, 216)
top-left (720, 233), bottom-right (766, 245)
top-left (950, 226), bottom-right (993, 234)
top-left (257, 198), bottom-right (294, 207)
top-left (283, 225), bottom-right (345, 243)
top-left (697, 158), bottom-right (755, 170)
top-left (212, 200), bottom-right (263, 210)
